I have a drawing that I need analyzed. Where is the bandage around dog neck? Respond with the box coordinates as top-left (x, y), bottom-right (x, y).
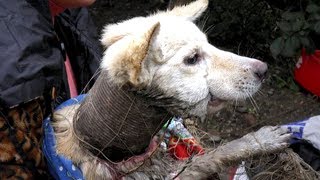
top-left (73, 70), bottom-right (169, 162)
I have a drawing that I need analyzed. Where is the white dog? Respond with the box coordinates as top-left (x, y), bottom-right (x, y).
top-left (49, 0), bottom-right (290, 179)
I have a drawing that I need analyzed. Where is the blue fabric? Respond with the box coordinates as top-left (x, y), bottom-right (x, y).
top-left (282, 115), bottom-right (320, 149)
top-left (282, 119), bottom-right (307, 144)
top-left (43, 94), bottom-right (87, 180)
top-left (285, 121), bottom-right (306, 139)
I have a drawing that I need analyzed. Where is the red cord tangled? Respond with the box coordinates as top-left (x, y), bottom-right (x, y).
top-left (168, 136), bottom-right (204, 160)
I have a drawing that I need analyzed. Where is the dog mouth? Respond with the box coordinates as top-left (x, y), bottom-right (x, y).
top-left (208, 93), bottom-right (225, 107)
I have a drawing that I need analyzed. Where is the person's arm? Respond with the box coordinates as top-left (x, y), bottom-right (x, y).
top-left (0, 0), bottom-right (64, 108)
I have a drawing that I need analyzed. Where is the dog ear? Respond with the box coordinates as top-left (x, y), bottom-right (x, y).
top-left (166, 0), bottom-right (208, 21)
top-left (100, 21), bottom-right (160, 87)
top-left (100, 17), bottom-right (148, 48)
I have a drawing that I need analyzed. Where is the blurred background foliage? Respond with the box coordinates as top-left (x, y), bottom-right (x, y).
top-left (199, 0), bottom-right (320, 58)
top-left (198, 0), bottom-right (320, 90)
top-left (270, 1), bottom-right (320, 58)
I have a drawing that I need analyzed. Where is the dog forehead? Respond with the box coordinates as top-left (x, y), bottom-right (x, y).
top-left (157, 16), bottom-right (207, 44)
top-left (150, 16), bottom-right (207, 61)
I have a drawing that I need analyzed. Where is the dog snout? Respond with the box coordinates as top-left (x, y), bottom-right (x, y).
top-left (252, 61), bottom-right (268, 81)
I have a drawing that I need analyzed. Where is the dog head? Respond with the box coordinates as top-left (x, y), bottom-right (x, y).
top-left (100, 0), bottom-right (267, 119)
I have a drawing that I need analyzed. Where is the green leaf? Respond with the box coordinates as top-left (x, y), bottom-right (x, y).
top-left (281, 36), bottom-right (300, 57)
top-left (291, 19), bottom-right (305, 32)
top-left (306, 4), bottom-right (320, 13)
top-left (308, 13), bottom-right (320, 21)
top-left (277, 21), bottom-right (291, 33)
top-left (299, 30), bottom-right (308, 36)
top-left (313, 21), bottom-right (320, 33)
top-left (290, 36), bottom-right (301, 50)
top-left (273, 75), bottom-right (287, 88)
top-left (288, 78), bottom-right (300, 92)
top-left (305, 40), bottom-right (316, 54)
top-left (302, 22), bottom-right (311, 30)
top-left (270, 37), bottom-right (284, 58)
top-left (282, 11), bottom-right (304, 21)
top-left (281, 11), bottom-right (292, 20)
top-left (300, 37), bottom-right (311, 47)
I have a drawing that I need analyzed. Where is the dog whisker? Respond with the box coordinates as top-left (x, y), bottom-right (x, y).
top-left (249, 50), bottom-right (256, 58)
top-left (245, 90), bottom-right (259, 112)
top-left (251, 96), bottom-right (260, 112)
top-left (200, 11), bottom-right (209, 31)
top-left (79, 68), bottom-right (102, 95)
top-left (231, 92), bottom-right (240, 114)
top-left (257, 89), bottom-right (266, 97)
top-left (204, 24), bottom-right (215, 34)
top-left (237, 41), bottom-right (242, 55)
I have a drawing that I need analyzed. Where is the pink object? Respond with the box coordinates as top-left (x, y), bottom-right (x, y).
top-left (49, 0), bottom-right (65, 18)
top-left (49, 1), bottom-right (78, 98)
top-left (64, 56), bottom-right (78, 97)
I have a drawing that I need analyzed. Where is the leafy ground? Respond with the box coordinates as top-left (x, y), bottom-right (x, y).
top-left (89, 0), bottom-right (320, 142)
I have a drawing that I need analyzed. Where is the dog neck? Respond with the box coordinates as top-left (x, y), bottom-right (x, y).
top-left (73, 70), bottom-right (170, 162)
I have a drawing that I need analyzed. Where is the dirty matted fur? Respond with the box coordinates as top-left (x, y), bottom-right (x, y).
top-left (52, 0), bottom-right (291, 179)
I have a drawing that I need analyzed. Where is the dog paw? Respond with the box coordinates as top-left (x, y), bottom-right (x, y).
top-left (245, 126), bottom-right (291, 152)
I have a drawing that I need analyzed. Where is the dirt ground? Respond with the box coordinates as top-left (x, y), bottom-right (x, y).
top-left (88, 0), bottom-right (320, 142)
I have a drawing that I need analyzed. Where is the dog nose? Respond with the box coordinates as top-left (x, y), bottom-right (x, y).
top-left (252, 61), bottom-right (268, 81)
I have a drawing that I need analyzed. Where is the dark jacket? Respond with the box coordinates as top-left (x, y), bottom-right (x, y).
top-left (0, 0), bottom-right (101, 108)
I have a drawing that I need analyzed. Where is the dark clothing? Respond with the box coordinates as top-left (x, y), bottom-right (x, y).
top-left (290, 140), bottom-right (320, 171)
top-left (0, 0), bottom-right (101, 178)
top-left (0, 0), bottom-right (101, 109)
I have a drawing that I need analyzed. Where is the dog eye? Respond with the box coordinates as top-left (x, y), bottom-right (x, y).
top-left (184, 54), bottom-right (199, 65)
